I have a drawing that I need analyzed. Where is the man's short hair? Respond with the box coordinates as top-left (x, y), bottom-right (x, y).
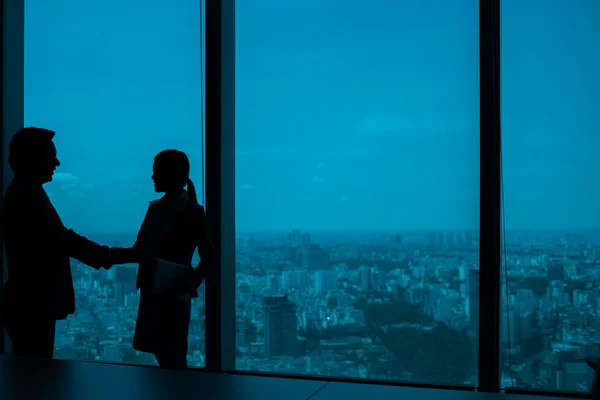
top-left (8, 127), bottom-right (56, 173)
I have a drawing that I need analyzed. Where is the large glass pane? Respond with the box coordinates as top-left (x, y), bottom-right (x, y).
top-left (501, 0), bottom-right (600, 392)
top-left (24, 0), bottom-right (206, 366)
top-left (235, 0), bottom-right (480, 385)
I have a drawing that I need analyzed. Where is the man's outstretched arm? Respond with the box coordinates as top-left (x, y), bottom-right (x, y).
top-left (57, 227), bottom-right (114, 269)
top-left (50, 199), bottom-right (151, 268)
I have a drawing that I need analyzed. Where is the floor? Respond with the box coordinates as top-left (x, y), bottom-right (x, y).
top-left (0, 355), bottom-right (572, 400)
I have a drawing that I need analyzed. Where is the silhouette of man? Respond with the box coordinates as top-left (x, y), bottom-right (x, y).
top-left (0, 127), bottom-right (115, 359)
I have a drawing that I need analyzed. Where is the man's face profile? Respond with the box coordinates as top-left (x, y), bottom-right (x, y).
top-left (38, 140), bottom-right (60, 184)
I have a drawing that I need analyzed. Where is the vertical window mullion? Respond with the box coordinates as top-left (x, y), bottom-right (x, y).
top-left (1, 0), bottom-right (25, 356)
top-left (204, 0), bottom-right (236, 372)
top-left (478, 0), bottom-right (501, 392)
top-left (204, 0), bottom-right (224, 372)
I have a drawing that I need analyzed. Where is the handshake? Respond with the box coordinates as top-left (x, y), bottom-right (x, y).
top-left (94, 246), bottom-right (207, 294)
top-left (97, 246), bottom-right (138, 271)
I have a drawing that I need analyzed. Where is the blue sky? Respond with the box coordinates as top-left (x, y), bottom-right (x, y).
top-left (23, 0), bottom-right (600, 233)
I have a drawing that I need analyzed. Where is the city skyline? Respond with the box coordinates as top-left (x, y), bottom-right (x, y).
top-left (18, 0), bottom-right (600, 394)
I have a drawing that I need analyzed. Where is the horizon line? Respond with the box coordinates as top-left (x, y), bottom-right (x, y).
top-left (83, 228), bottom-right (600, 236)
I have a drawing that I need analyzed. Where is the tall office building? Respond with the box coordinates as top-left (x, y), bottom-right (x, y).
top-left (514, 289), bottom-right (535, 314)
top-left (436, 232), bottom-right (444, 248)
top-left (282, 269), bottom-right (308, 290)
top-left (373, 271), bottom-right (386, 291)
top-left (468, 268), bottom-right (479, 335)
top-left (300, 232), bottom-right (311, 246)
top-left (114, 266), bottom-right (137, 306)
top-left (360, 267), bottom-right (372, 291)
top-left (547, 260), bottom-right (565, 282)
top-left (393, 234), bottom-right (403, 247)
top-left (316, 270), bottom-right (337, 294)
top-left (456, 232), bottom-right (465, 247)
top-left (236, 312), bottom-right (247, 348)
top-left (427, 232), bottom-right (436, 247)
top-left (302, 245), bottom-right (329, 271)
top-left (263, 294), bottom-right (298, 358)
top-left (465, 232), bottom-right (474, 247)
top-left (290, 230), bottom-right (302, 246)
top-left (267, 275), bottom-right (279, 292)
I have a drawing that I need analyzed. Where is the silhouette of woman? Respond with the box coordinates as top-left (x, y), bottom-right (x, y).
top-left (111, 150), bottom-right (213, 368)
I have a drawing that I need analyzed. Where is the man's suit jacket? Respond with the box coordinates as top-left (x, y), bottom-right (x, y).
top-left (0, 176), bottom-right (112, 321)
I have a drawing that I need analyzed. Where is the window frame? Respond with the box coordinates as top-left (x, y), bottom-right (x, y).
top-left (478, 0), bottom-right (501, 393)
top-left (204, 0), bottom-right (236, 373)
top-left (1, 0), bottom-right (26, 357)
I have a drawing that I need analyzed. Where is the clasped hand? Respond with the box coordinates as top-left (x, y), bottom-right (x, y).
top-left (100, 247), bottom-right (120, 270)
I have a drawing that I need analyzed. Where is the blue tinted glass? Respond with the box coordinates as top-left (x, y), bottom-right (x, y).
top-left (24, 0), bottom-right (205, 366)
top-left (501, 0), bottom-right (600, 392)
top-left (235, 0), bottom-right (480, 385)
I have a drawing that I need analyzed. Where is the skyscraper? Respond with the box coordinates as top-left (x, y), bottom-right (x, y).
top-left (316, 270), bottom-right (337, 294)
top-left (360, 266), bottom-right (372, 291)
top-left (114, 266), bottom-right (137, 306)
top-left (263, 294), bottom-right (298, 358)
top-left (282, 269), bottom-right (308, 290)
top-left (236, 312), bottom-right (247, 348)
top-left (393, 234), bottom-right (403, 247)
top-left (267, 275), bottom-right (279, 292)
top-left (547, 260), bottom-right (565, 282)
top-left (302, 245), bottom-right (329, 271)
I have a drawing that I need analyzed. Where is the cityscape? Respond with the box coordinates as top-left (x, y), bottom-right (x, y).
top-left (18, 0), bottom-right (599, 396)
top-left (51, 228), bottom-right (600, 393)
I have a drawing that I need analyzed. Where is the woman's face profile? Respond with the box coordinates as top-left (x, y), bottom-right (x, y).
top-left (152, 161), bottom-right (168, 193)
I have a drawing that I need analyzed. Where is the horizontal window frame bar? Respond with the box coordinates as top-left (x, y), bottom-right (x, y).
top-left (504, 388), bottom-right (591, 399)
top-left (228, 369), bottom-right (475, 392)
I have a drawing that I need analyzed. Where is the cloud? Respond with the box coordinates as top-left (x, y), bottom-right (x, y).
top-left (312, 176), bottom-right (325, 183)
top-left (53, 172), bottom-right (78, 182)
top-left (241, 184), bottom-right (256, 190)
top-left (52, 172), bottom-right (94, 193)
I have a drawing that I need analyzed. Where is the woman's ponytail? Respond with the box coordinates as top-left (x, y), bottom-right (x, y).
top-left (186, 178), bottom-right (198, 204)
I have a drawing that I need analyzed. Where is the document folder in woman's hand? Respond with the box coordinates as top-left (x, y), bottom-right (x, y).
top-left (152, 259), bottom-right (192, 295)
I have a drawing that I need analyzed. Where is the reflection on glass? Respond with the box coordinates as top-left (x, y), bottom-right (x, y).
top-left (24, 0), bottom-right (205, 366)
top-left (501, 0), bottom-right (600, 392)
top-left (235, 0), bottom-right (480, 385)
